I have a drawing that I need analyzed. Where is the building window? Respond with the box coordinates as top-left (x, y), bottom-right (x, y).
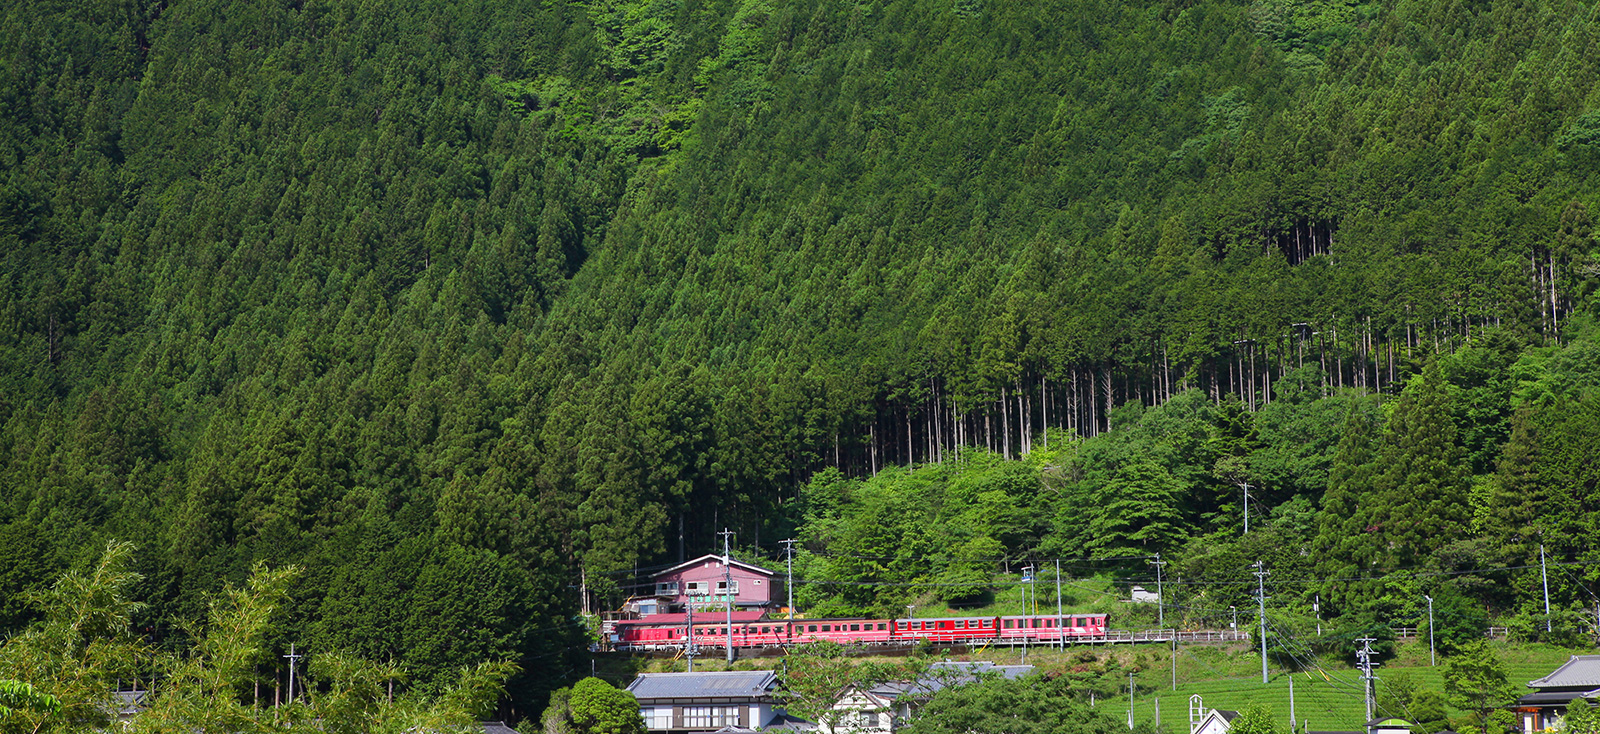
top-left (717, 580), bottom-right (740, 594)
top-left (682, 706), bottom-right (741, 728)
top-left (685, 581), bottom-right (707, 594)
top-left (655, 582), bottom-right (679, 595)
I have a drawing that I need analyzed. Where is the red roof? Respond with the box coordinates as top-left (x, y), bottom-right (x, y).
top-left (615, 611), bottom-right (770, 626)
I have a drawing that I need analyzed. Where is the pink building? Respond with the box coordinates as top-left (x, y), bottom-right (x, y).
top-left (650, 554), bottom-right (776, 610)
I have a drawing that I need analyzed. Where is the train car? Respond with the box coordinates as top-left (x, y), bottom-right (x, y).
top-left (890, 616), bottom-right (1001, 645)
top-left (613, 611), bottom-right (1110, 652)
top-left (791, 619), bottom-right (894, 645)
top-left (997, 613), bottom-right (1110, 644)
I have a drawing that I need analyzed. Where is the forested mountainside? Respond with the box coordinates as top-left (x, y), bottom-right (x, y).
top-left (3, 0), bottom-right (1600, 711)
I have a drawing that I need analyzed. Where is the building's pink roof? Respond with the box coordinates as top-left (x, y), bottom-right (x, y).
top-left (616, 611), bottom-right (770, 626)
top-left (652, 554), bottom-right (775, 579)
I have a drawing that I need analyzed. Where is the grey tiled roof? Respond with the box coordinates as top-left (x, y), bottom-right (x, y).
top-left (867, 661), bottom-right (1034, 699)
top-left (1529, 656), bottom-right (1600, 689)
top-left (627, 671), bottom-right (779, 700)
top-left (482, 722), bottom-right (519, 734)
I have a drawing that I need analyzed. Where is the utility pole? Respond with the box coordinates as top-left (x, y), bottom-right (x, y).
top-left (1424, 594), bottom-right (1436, 666)
top-left (1289, 676), bottom-right (1296, 732)
top-left (1230, 606), bottom-right (1237, 632)
top-left (1356, 637), bottom-right (1379, 723)
top-left (780, 538), bottom-right (797, 643)
top-left (1541, 544), bottom-right (1552, 633)
top-left (1128, 672), bottom-right (1136, 731)
top-left (1056, 559), bottom-right (1064, 651)
top-left (1148, 553), bottom-right (1167, 629)
top-left (1253, 561), bottom-right (1269, 684)
top-left (720, 529), bottom-right (736, 665)
top-left (686, 600), bottom-right (696, 672)
top-left (1021, 565), bottom-right (1034, 663)
top-left (283, 644), bottom-right (302, 705)
top-left (1242, 482), bottom-right (1252, 535)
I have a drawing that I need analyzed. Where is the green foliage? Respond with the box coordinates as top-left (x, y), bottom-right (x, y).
top-left (1228, 704), bottom-right (1285, 734)
top-left (899, 673), bottom-right (1157, 734)
top-left (1441, 641), bottom-right (1516, 734)
top-left (1566, 700), bottom-right (1600, 734)
top-left (566, 678), bottom-right (645, 734)
top-left (0, 680), bottom-right (60, 721)
top-left (779, 642), bottom-right (925, 731)
top-left (0, 541), bottom-right (144, 734)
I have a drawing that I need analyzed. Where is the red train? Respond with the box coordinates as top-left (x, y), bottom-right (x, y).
top-left (611, 612), bottom-right (1110, 652)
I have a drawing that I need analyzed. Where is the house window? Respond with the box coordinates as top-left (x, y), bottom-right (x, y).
top-left (717, 580), bottom-right (740, 594)
top-left (682, 706), bottom-right (741, 728)
top-left (655, 581), bottom-right (679, 595)
top-left (685, 581), bottom-right (707, 594)
top-left (644, 707), bottom-right (672, 729)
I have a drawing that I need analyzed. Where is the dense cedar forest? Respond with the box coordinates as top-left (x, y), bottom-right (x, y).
top-left (4, 0), bottom-right (1600, 716)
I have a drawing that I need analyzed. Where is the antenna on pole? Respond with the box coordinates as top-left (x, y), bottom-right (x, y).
top-left (720, 529), bottom-right (736, 665)
top-left (1253, 561), bottom-right (1269, 684)
top-left (1356, 637), bottom-right (1379, 723)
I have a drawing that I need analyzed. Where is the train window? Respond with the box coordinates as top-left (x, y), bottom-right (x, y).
top-left (912, 621), bottom-right (922, 630)
top-left (808, 625), bottom-right (818, 632)
top-left (1031, 619), bottom-right (1041, 628)
top-left (851, 624), bottom-right (861, 631)
top-left (1004, 620), bottom-right (1014, 629)
top-left (956, 620), bottom-right (965, 629)
top-left (821, 625), bottom-right (831, 632)
top-left (877, 623), bottom-right (887, 631)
